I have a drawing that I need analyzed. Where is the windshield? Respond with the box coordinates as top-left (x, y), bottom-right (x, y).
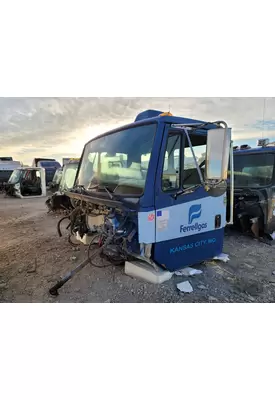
top-left (76, 123), bottom-right (157, 195)
top-left (8, 169), bottom-right (24, 184)
top-left (229, 153), bottom-right (275, 187)
top-left (59, 163), bottom-right (79, 192)
top-left (52, 168), bottom-right (63, 185)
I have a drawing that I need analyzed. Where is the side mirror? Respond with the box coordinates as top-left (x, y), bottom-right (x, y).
top-left (205, 127), bottom-right (231, 180)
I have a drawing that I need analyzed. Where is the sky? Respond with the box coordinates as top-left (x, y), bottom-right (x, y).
top-left (1, 97), bottom-right (274, 165)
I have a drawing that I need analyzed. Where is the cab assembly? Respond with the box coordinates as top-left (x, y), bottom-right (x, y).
top-left (49, 109), bottom-right (233, 295)
top-left (45, 158), bottom-right (80, 213)
top-left (227, 138), bottom-right (275, 243)
top-left (4, 167), bottom-right (46, 199)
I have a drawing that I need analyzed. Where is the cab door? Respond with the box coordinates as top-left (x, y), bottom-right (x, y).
top-left (153, 125), bottom-right (223, 271)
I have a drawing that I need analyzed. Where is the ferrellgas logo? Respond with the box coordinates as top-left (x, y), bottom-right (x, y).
top-left (180, 204), bottom-right (207, 233)
top-left (188, 204), bottom-right (202, 224)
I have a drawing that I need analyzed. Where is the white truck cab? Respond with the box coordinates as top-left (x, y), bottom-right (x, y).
top-left (4, 167), bottom-right (47, 198)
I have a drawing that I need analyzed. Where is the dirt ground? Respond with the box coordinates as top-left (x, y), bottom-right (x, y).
top-left (1, 194), bottom-right (275, 303)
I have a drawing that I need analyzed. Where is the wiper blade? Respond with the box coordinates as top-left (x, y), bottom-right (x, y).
top-left (88, 183), bottom-right (114, 200)
top-left (103, 185), bottom-right (113, 200)
top-left (88, 183), bottom-right (100, 190)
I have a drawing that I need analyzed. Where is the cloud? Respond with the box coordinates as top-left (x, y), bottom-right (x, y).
top-left (251, 120), bottom-right (275, 131)
top-left (1, 97), bottom-right (275, 163)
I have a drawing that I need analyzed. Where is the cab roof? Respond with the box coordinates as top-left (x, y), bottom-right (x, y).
top-left (16, 167), bottom-right (44, 171)
top-left (134, 109), bottom-right (209, 125)
top-left (234, 146), bottom-right (275, 155)
top-left (131, 109), bottom-right (218, 131)
top-left (85, 109), bottom-right (221, 146)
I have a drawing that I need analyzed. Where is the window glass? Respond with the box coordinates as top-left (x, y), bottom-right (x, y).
top-left (229, 153), bottom-right (275, 187)
top-left (77, 124), bottom-right (157, 195)
top-left (162, 134), bottom-right (181, 191)
top-left (183, 135), bottom-right (206, 187)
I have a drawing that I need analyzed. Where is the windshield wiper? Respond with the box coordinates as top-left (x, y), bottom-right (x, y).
top-left (103, 185), bottom-right (114, 200)
top-left (88, 183), bottom-right (114, 200)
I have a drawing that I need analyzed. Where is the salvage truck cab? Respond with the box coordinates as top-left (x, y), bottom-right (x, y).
top-left (66, 110), bottom-right (233, 272)
top-left (45, 158), bottom-right (80, 212)
top-left (227, 138), bottom-right (275, 240)
top-left (0, 158), bottom-right (21, 190)
top-left (48, 167), bottom-right (63, 193)
top-left (4, 167), bottom-right (46, 198)
top-left (32, 158), bottom-right (61, 186)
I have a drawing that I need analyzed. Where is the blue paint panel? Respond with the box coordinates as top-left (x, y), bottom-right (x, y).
top-left (139, 122), bottom-right (166, 208)
top-left (153, 229), bottom-right (224, 272)
top-left (154, 180), bottom-right (211, 217)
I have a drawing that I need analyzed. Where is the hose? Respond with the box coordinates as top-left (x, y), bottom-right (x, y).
top-left (87, 233), bottom-right (126, 268)
top-left (69, 206), bottom-right (86, 235)
top-left (87, 234), bottom-right (113, 268)
top-left (57, 216), bottom-right (70, 237)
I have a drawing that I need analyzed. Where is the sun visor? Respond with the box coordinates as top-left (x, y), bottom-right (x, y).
top-left (134, 109), bottom-right (164, 122)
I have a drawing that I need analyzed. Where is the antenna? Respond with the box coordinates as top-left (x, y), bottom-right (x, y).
top-left (262, 98), bottom-right (266, 139)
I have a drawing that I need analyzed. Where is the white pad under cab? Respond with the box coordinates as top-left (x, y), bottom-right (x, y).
top-left (125, 260), bottom-right (173, 284)
top-left (75, 232), bottom-right (93, 245)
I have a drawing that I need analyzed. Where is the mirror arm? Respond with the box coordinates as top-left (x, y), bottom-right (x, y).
top-left (183, 128), bottom-right (205, 186)
top-left (212, 121), bottom-right (228, 130)
top-left (227, 139), bottom-right (234, 225)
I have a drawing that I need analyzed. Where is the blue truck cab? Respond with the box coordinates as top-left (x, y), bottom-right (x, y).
top-left (32, 158), bottom-right (61, 186)
top-left (227, 139), bottom-right (275, 239)
top-left (67, 110), bottom-right (232, 272)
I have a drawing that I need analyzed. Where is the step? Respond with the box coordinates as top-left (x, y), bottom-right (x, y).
top-left (125, 260), bottom-right (173, 284)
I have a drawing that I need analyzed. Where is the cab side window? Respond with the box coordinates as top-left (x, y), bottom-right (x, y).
top-left (162, 133), bottom-right (181, 191)
top-left (183, 142), bottom-right (206, 187)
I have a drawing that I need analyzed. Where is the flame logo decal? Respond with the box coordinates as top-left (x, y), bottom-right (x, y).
top-left (188, 204), bottom-right (202, 224)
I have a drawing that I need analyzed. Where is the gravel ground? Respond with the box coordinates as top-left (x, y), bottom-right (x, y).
top-left (0, 194), bottom-right (275, 303)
